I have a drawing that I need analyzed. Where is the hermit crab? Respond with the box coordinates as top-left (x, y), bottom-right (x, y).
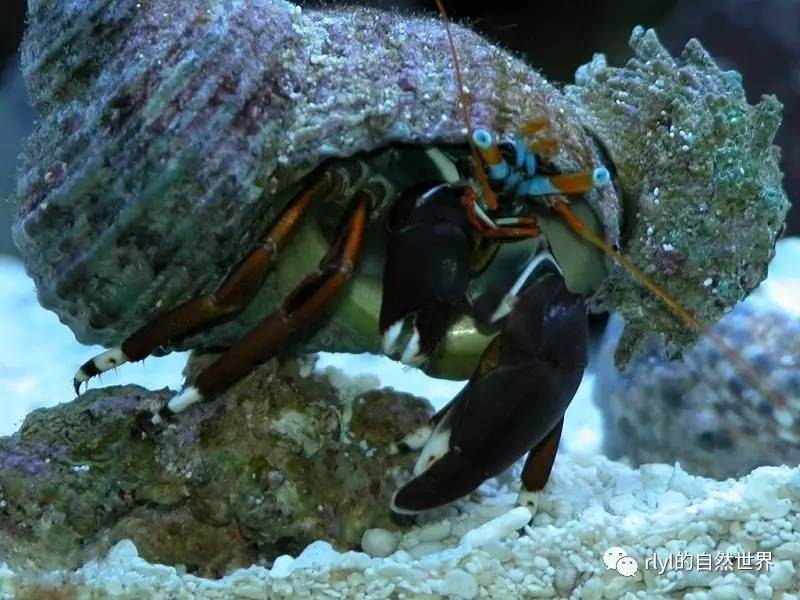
top-left (12, 0), bottom-right (788, 514)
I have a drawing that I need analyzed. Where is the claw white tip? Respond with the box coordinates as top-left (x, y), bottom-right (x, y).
top-left (382, 321), bottom-right (404, 355)
top-left (400, 328), bottom-right (425, 366)
top-left (517, 490), bottom-right (540, 513)
top-left (167, 386), bottom-right (203, 414)
top-left (95, 347), bottom-right (128, 371)
top-left (400, 424), bottom-right (433, 450)
top-left (75, 347), bottom-right (128, 382)
top-left (490, 248), bottom-right (559, 323)
top-left (489, 295), bottom-right (516, 323)
top-left (413, 426), bottom-right (451, 476)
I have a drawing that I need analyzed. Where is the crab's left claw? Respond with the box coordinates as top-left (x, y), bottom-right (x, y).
top-left (391, 253), bottom-right (587, 514)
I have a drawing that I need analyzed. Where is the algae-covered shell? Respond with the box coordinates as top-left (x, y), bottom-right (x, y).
top-left (566, 27), bottom-right (789, 363)
top-left (12, 0), bottom-right (617, 358)
top-left (11, 1), bottom-right (788, 366)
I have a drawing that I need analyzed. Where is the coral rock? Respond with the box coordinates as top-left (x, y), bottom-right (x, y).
top-left (595, 303), bottom-right (800, 478)
top-left (567, 26), bottom-right (789, 363)
top-left (0, 358), bottom-right (431, 576)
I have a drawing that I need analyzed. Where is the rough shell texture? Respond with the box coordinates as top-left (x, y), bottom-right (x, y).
top-left (566, 27), bottom-right (789, 363)
top-left (0, 357), bottom-right (431, 576)
top-left (11, 1), bottom-right (788, 365)
top-left (12, 0), bottom-right (615, 352)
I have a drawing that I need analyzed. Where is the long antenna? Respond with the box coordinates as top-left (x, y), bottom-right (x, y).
top-left (434, 0), bottom-right (785, 410)
top-left (434, 0), bottom-right (498, 212)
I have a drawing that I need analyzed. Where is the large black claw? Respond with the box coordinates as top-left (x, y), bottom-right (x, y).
top-left (392, 263), bottom-right (588, 513)
top-left (380, 183), bottom-right (476, 362)
top-left (393, 443), bottom-right (485, 513)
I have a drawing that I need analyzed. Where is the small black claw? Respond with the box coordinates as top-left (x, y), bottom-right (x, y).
top-left (392, 445), bottom-right (484, 513)
top-left (73, 358), bottom-right (102, 395)
top-left (380, 183), bottom-right (476, 359)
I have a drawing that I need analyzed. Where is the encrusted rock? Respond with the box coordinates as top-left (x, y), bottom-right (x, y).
top-left (595, 303), bottom-right (800, 478)
top-left (0, 358), bottom-right (431, 576)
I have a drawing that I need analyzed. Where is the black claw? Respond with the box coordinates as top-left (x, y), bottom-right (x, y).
top-left (380, 183), bottom-right (475, 357)
top-left (393, 446), bottom-right (483, 513)
top-left (393, 270), bottom-right (588, 513)
top-left (73, 358), bottom-right (101, 395)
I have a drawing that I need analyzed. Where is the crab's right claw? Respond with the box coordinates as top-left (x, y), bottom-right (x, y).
top-left (380, 182), bottom-right (476, 366)
top-left (391, 257), bottom-right (587, 514)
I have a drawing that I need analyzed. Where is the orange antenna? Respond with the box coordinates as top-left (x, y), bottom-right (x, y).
top-left (434, 0), bottom-right (499, 211)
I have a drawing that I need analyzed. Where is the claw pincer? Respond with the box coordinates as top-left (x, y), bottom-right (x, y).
top-left (391, 255), bottom-right (588, 514)
top-left (380, 183), bottom-right (478, 366)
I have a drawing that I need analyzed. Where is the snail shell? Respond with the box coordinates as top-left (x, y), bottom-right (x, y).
top-left (566, 28), bottom-right (789, 363)
top-left (12, 0), bottom-right (788, 365)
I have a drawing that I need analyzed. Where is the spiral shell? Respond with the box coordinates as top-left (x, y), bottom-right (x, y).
top-left (11, 0), bottom-right (788, 365)
top-left (566, 27), bottom-right (789, 362)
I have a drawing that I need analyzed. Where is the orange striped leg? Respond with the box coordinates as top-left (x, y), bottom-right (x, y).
top-left (459, 188), bottom-right (541, 239)
top-left (73, 170), bottom-right (350, 393)
top-left (518, 168), bottom-right (611, 198)
top-left (154, 188), bottom-right (371, 422)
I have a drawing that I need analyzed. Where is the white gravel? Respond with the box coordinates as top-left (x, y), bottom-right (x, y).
top-left (2, 457), bottom-right (799, 598)
top-left (360, 529), bottom-right (400, 558)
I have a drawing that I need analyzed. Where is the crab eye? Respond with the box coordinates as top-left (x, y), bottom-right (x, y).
top-left (472, 128), bottom-right (494, 150)
top-left (592, 167), bottom-right (611, 187)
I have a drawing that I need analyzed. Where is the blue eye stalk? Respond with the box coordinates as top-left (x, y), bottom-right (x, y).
top-left (471, 126), bottom-right (611, 207)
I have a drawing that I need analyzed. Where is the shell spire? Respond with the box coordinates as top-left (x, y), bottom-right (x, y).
top-left (566, 27), bottom-right (789, 364)
top-left (23, 0), bottom-right (139, 111)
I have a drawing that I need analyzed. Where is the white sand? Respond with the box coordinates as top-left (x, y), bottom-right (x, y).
top-left (2, 456), bottom-right (799, 598)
